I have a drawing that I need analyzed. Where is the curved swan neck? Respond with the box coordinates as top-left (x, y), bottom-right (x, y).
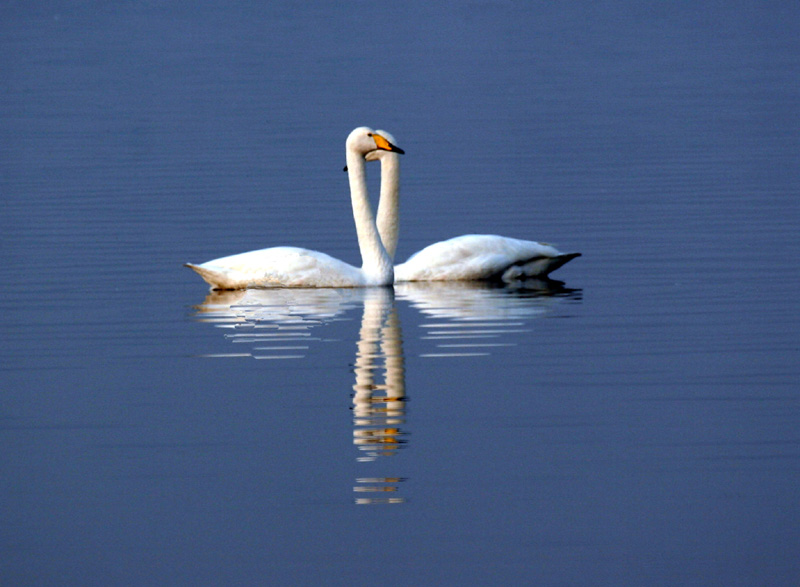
top-left (345, 149), bottom-right (393, 285)
top-left (375, 153), bottom-right (400, 260)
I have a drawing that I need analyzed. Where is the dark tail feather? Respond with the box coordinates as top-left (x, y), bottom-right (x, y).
top-left (540, 252), bottom-right (581, 276)
top-left (497, 252), bottom-right (581, 281)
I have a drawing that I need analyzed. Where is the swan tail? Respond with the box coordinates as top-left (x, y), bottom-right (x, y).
top-left (500, 252), bottom-right (581, 281)
top-left (184, 263), bottom-right (239, 290)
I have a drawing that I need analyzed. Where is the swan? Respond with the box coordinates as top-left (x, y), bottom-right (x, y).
top-left (365, 130), bottom-right (580, 282)
top-left (185, 127), bottom-right (404, 289)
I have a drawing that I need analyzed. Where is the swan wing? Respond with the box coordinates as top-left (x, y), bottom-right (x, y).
top-left (394, 235), bottom-right (579, 282)
top-left (186, 246), bottom-right (366, 289)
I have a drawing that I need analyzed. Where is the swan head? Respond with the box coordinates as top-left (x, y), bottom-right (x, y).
top-left (365, 129), bottom-right (401, 162)
top-left (346, 127), bottom-right (404, 158)
top-left (344, 128), bottom-right (404, 171)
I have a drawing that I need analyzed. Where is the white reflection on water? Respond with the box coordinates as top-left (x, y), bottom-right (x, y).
top-left (397, 280), bottom-right (579, 358)
top-left (191, 288), bottom-right (362, 359)
top-left (190, 280), bottom-right (579, 504)
top-left (351, 288), bottom-right (407, 504)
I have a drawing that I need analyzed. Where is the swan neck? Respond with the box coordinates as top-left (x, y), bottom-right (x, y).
top-left (345, 151), bottom-right (393, 285)
top-left (375, 154), bottom-right (400, 260)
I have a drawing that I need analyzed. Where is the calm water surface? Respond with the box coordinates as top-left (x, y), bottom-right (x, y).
top-left (2, 2), bottom-right (799, 585)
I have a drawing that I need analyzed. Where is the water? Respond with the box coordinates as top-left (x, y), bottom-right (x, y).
top-left (2, 2), bottom-right (799, 585)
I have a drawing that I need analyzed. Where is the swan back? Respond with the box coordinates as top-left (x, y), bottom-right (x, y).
top-left (394, 234), bottom-right (580, 282)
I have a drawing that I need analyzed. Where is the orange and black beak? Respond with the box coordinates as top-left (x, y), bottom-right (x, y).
top-left (371, 132), bottom-right (405, 154)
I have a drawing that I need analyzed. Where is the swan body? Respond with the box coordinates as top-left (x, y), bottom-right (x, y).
top-left (367, 130), bottom-right (580, 282)
top-left (187, 246), bottom-right (377, 289)
top-left (395, 234), bottom-right (580, 282)
top-left (186, 127), bottom-right (404, 290)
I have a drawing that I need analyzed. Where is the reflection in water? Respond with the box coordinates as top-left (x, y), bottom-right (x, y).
top-left (351, 288), bottom-right (407, 504)
top-left (192, 288), bottom-right (362, 359)
top-left (397, 279), bottom-right (579, 358)
top-left (190, 280), bottom-right (578, 505)
top-left (191, 287), bottom-right (409, 504)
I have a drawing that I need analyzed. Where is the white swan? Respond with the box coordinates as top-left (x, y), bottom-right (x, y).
top-left (366, 130), bottom-right (580, 282)
top-left (185, 127), bottom-right (404, 289)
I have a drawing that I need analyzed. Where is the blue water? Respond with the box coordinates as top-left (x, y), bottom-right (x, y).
top-left (2, 2), bottom-right (799, 585)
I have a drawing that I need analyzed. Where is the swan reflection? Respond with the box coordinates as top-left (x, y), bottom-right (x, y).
top-left (396, 279), bottom-right (578, 358)
top-left (192, 288), bottom-right (362, 359)
top-left (189, 280), bottom-right (578, 504)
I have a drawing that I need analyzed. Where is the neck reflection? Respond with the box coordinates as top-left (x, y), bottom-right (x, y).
top-left (351, 287), bottom-right (407, 504)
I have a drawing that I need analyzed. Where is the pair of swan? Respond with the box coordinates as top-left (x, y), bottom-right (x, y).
top-left (186, 127), bottom-right (579, 289)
